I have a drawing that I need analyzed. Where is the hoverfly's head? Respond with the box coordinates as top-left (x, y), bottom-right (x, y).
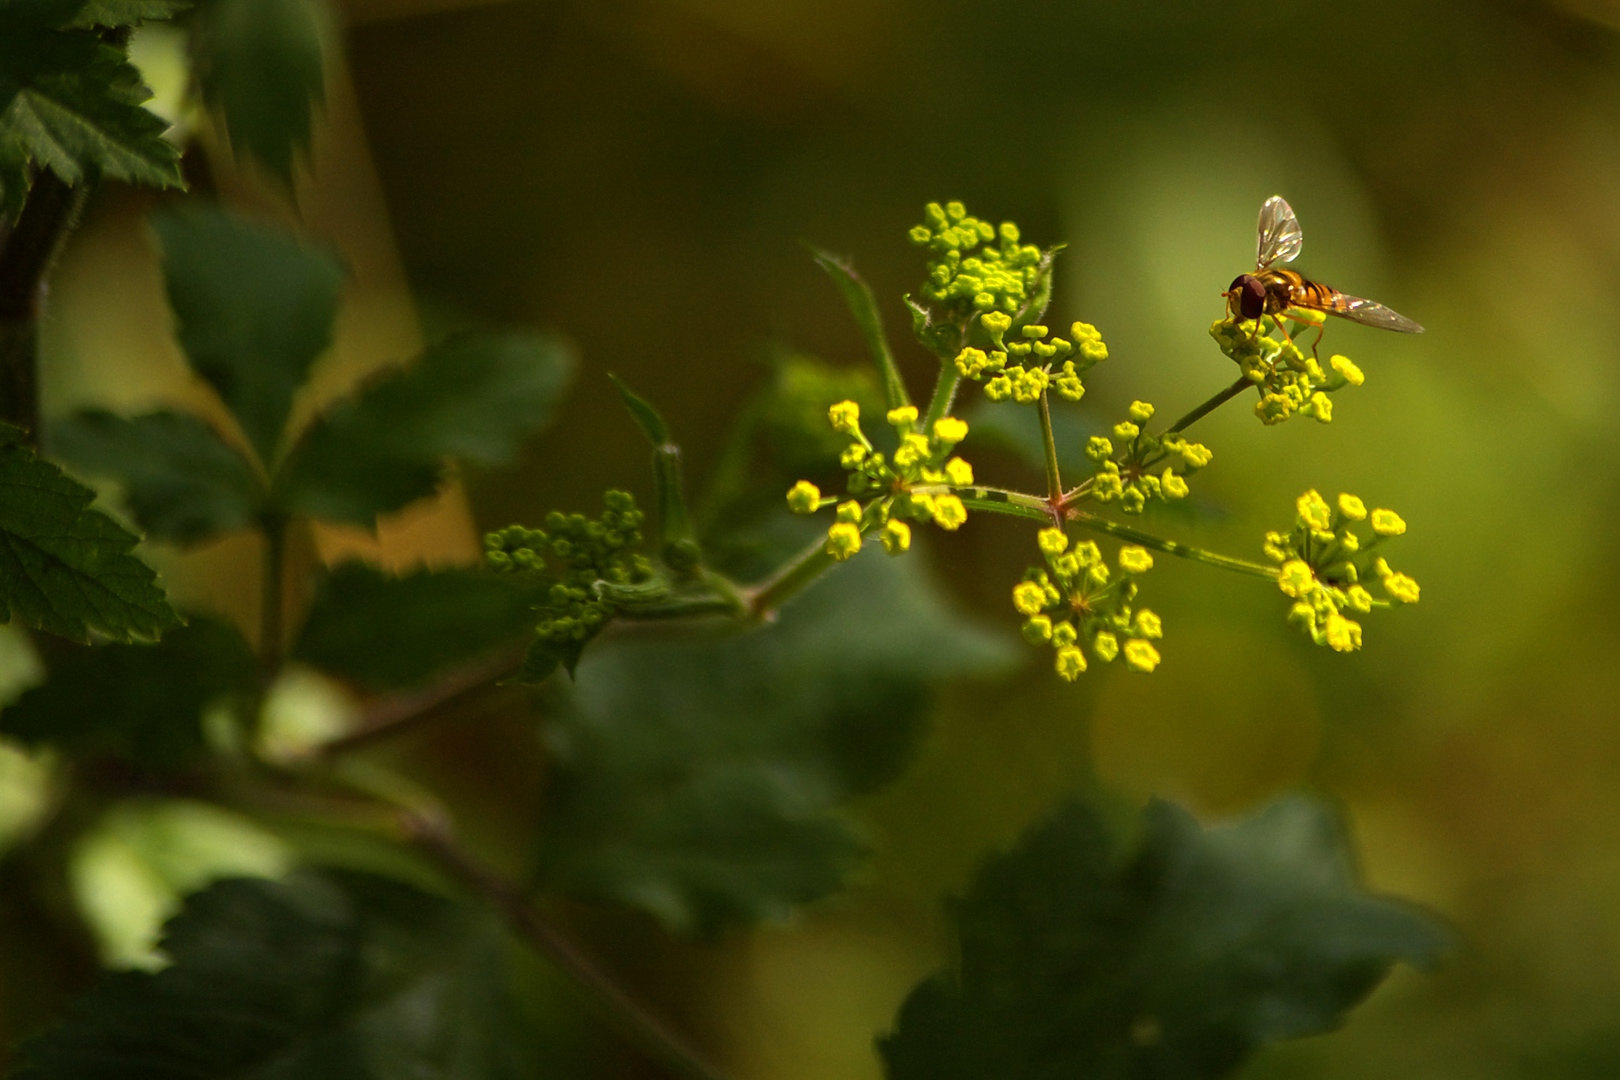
top-left (1225, 274), bottom-right (1266, 322)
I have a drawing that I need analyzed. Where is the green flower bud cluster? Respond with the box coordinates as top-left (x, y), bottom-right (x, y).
top-left (786, 400), bottom-right (976, 561)
top-left (1012, 527), bottom-right (1163, 681)
top-left (485, 489), bottom-right (654, 652)
top-left (1209, 318), bottom-right (1364, 426)
top-left (1083, 400), bottom-right (1210, 514)
top-left (954, 315), bottom-right (1105, 404)
top-left (1265, 489), bottom-right (1418, 652)
top-left (910, 201), bottom-right (1045, 316)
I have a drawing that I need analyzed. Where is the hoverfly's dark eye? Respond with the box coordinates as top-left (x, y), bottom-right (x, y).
top-left (1228, 275), bottom-right (1265, 321)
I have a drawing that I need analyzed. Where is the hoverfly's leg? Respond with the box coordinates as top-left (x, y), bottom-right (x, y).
top-left (1308, 320), bottom-right (1325, 360)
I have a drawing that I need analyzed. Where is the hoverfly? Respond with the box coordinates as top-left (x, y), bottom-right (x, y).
top-left (1224, 195), bottom-right (1422, 354)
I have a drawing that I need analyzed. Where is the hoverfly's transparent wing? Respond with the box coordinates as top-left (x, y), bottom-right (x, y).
top-left (1256, 195), bottom-right (1303, 271)
top-left (1329, 294), bottom-right (1424, 334)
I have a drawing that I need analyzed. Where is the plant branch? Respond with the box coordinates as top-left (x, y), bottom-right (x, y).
top-left (1067, 510), bottom-right (1279, 579)
top-left (912, 483), bottom-right (1052, 522)
top-left (923, 363), bottom-right (961, 429)
top-left (744, 534), bottom-right (838, 619)
top-left (316, 644), bottom-right (528, 758)
top-left (400, 812), bottom-right (731, 1080)
top-left (1166, 374), bottom-right (1253, 435)
top-left (1036, 388), bottom-right (1062, 504)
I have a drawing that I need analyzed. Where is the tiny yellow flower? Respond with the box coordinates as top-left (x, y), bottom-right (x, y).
top-left (1134, 610), bottom-right (1163, 639)
top-left (1296, 490), bottom-right (1333, 532)
top-left (826, 522), bottom-right (862, 561)
top-left (933, 417), bottom-right (969, 444)
top-left (1022, 614), bottom-right (1053, 644)
top-left (786, 480), bottom-right (821, 515)
top-left (1092, 631), bottom-right (1119, 662)
top-left (839, 443), bottom-right (867, 468)
top-left (1038, 527), bottom-right (1069, 556)
top-left (1382, 570), bottom-right (1420, 604)
top-left (1323, 613), bottom-right (1362, 653)
top-left (1086, 436), bottom-right (1114, 461)
top-left (1278, 559), bottom-right (1316, 598)
top-left (1021, 324), bottom-right (1048, 340)
top-left (829, 400), bottom-right (861, 434)
top-left (1370, 508), bottom-right (1407, 536)
top-left (1123, 639), bottom-right (1161, 672)
top-left (1071, 321), bottom-right (1100, 342)
top-left (1118, 546), bottom-right (1154, 574)
top-left (945, 457), bottom-right (974, 485)
top-left (887, 405), bottom-right (919, 429)
top-left (980, 311), bottom-right (1012, 335)
top-left (1113, 421), bottom-right (1140, 441)
top-left (1012, 581), bottom-right (1047, 616)
top-left (1052, 620), bottom-right (1079, 647)
top-left (1330, 354), bottom-right (1364, 386)
top-left (932, 494), bottom-right (968, 530)
top-left (1346, 585), bottom-right (1374, 612)
top-left (835, 500), bottom-right (863, 524)
top-left (1180, 442), bottom-right (1213, 469)
top-left (1338, 493), bottom-right (1367, 520)
top-left (1162, 469), bottom-right (1189, 500)
top-left (1307, 391), bottom-right (1333, 423)
top-left (882, 519), bottom-right (912, 556)
top-left (1055, 646), bottom-right (1087, 681)
top-left (1128, 400), bottom-right (1155, 423)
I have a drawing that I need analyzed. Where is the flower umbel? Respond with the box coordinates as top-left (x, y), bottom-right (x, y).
top-left (1013, 528), bottom-right (1164, 680)
top-left (1209, 318), bottom-right (1364, 426)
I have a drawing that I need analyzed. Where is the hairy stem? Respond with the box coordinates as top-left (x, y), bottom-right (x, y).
top-left (1166, 374), bottom-right (1253, 436)
top-left (402, 813), bottom-right (731, 1080)
top-left (923, 363), bottom-right (961, 429)
top-left (1068, 510), bottom-right (1279, 579)
top-left (0, 172), bottom-right (89, 441)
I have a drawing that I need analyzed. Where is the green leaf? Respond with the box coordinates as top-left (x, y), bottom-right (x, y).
top-left (51, 408), bottom-right (265, 545)
top-left (879, 795), bottom-right (1450, 1080)
top-left (609, 374), bottom-right (696, 565)
top-left (0, 427), bottom-right (182, 643)
top-left (808, 244), bottom-right (912, 411)
top-left (293, 561), bottom-right (545, 692)
top-left (152, 203), bottom-right (345, 464)
top-left (0, 616), bottom-right (254, 767)
top-left (537, 544), bottom-right (1016, 937)
top-left (608, 372), bottom-right (669, 445)
top-left (904, 293), bottom-right (960, 360)
top-left (276, 329), bottom-right (575, 527)
top-left (0, 20), bottom-right (183, 197)
top-left (190, 0), bottom-right (327, 183)
top-left (13, 868), bottom-right (533, 1079)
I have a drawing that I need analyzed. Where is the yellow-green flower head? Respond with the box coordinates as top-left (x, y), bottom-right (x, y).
top-left (1338, 493), bottom-right (1367, 520)
top-left (1128, 400), bottom-right (1155, 423)
top-left (1052, 620), bottom-right (1079, 648)
top-left (1093, 470), bottom-right (1124, 501)
top-left (1330, 354), bottom-right (1364, 386)
top-left (1113, 421), bottom-right (1140, 442)
top-left (786, 480), bottom-right (821, 515)
top-left (1305, 391), bottom-right (1333, 423)
top-left (1086, 436), bottom-right (1114, 462)
top-left (826, 522), bottom-right (862, 561)
top-left (882, 518), bottom-right (912, 556)
top-left (1296, 490), bottom-right (1333, 532)
top-left (1120, 487), bottom-right (1147, 514)
top-left (1339, 530), bottom-right (1361, 553)
top-left (839, 443), bottom-right (868, 468)
top-left (1093, 631), bottom-right (1120, 662)
top-left (1162, 469), bottom-right (1189, 500)
top-left (835, 499), bottom-right (863, 525)
top-left (932, 493), bottom-right (968, 530)
top-left (1022, 614), bottom-right (1054, 644)
top-left (1038, 527), bottom-right (1069, 557)
top-left (1134, 610), bottom-right (1163, 639)
top-left (829, 400), bottom-right (861, 434)
top-left (981, 311), bottom-right (1012, 336)
top-left (1013, 580), bottom-right (1047, 616)
top-left (887, 405), bottom-right (919, 430)
top-left (1323, 613), bottom-right (1362, 653)
top-left (1055, 646), bottom-right (1087, 681)
top-left (1278, 559), bottom-right (1316, 598)
top-left (1346, 584), bottom-right (1374, 612)
top-left (1381, 568), bottom-right (1420, 604)
top-left (909, 225), bottom-right (933, 245)
top-left (892, 432), bottom-right (930, 469)
top-left (1371, 508), bottom-right (1407, 536)
top-left (1022, 324), bottom-right (1048, 340)
top-left (1123, 639), bottom-right (1161, 672)
top-left (984, 374), bottom-right (1014, 402)
top-left (1181, 442), bottom-right (1213, 469)
top-left (1256, 393), bottom-right (1293, 425)
top-left (945, 457), bottom-right (974, 485)
top-left (1119, 546), bottom-right (1154, 574)
top-left (1011, 367), bottom-right (1049, 403)
top-left (933, 416), bottom-right (968, 444)
top-left (1074, 540), bottom-right (1102, 566)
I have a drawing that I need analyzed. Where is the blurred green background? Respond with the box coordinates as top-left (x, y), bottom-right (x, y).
top-left (21, 0), bottom-right (1620, 1076)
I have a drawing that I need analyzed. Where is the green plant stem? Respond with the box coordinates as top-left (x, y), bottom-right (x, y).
top-left (745, 535), bottom-right (837, 618)
top-left (1068, 510), bottom-right (1279, 579)
top-left (0, 171), bottom-right (89, 441)
top-left (1036, 388), bottom-right (1062, 503)
top-left (924, 363), bottom-right (961, 429)
top-left (912, 483), bottom-right (1051, 522)
top-left (401, 812), bottom-right (731, 1080)
top-left (1166, 374), bottom-right (1253, 435)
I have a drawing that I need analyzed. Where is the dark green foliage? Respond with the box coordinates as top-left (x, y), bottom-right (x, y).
top-left (808, 245), bottom-right (911, 411)
top-left (535, 545), bottom-right (1016, 937)
top-left (879, 796), bottom-right (1450, 1080)
top-left (190, 0), bottom-right (327, 183)
top-left (11, 869), bottom-right (530, 1079)
top-left (152, 203), bottom-right (345, 464)
top-left (276, 330), bottom-right (575, 526)
top-left (66, 0), bottom-right (191, 26)
top-left (608, 376), bottom-right (697, 565)
top-left (293, 561), bottom-right (546, 692)
top-left (51, 409), bottom-right (265, 545)
top-left (0, 0), bottom-right (182, 217)
top-left (0, 425), bottom-right (181, 642)
top-left (0, 616), bottom-right (254, 767)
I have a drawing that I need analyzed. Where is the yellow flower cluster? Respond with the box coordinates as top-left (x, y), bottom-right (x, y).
top-left (910, 201), bottom-right (1045, 315)
top-left (1209, 319), bottom-right (1364, 427)
top-left (1014, 527), bottom-right (1163, 681)
top-left (1083, 401), bottom-right (1210, 515)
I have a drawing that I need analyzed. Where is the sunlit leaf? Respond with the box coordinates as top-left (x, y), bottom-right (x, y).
top-left (0, 426), bottom-right (181, 643)
top-left (13, 869), bottom-right (531, 1079)
top-left (275, 330), bottom-right (575, 526)
top-left (879, 795), bottom-right (1450, 1080)
top-left (536, 545), bottom-right (1017, 937)
top-left (152, 203), bottom-right (345, 464)
top-left (51, 409), bottom-right (265, 545)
